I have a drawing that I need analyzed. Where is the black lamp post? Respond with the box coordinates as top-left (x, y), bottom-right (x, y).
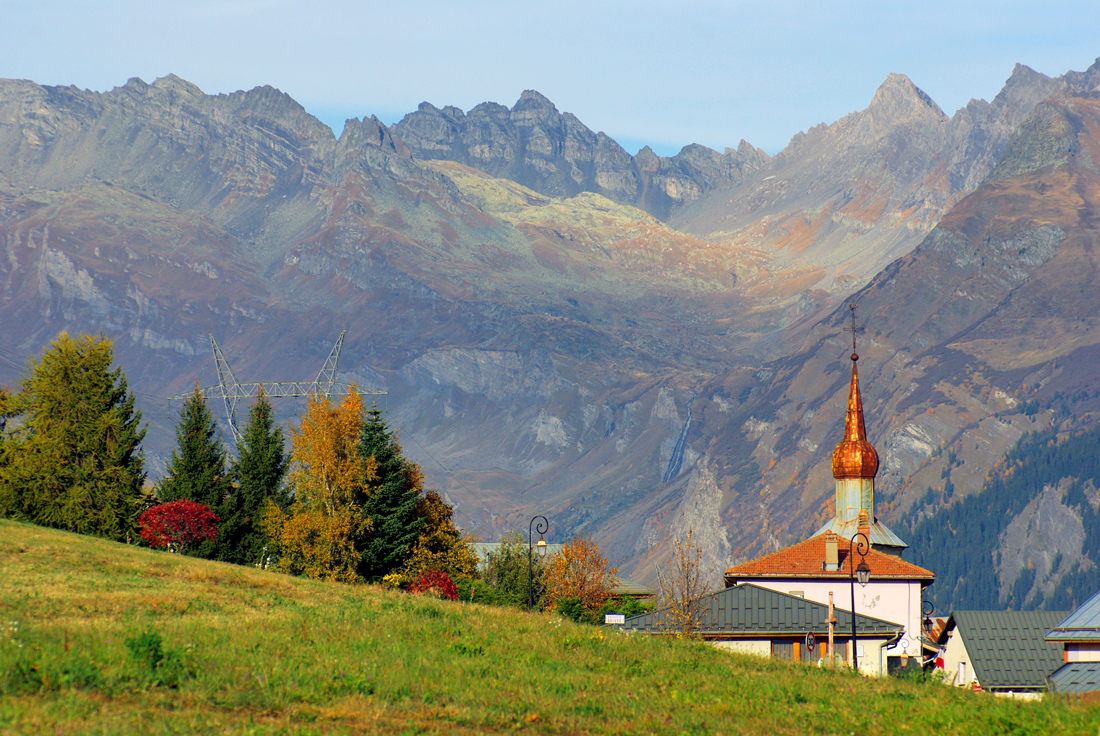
top-left (848, 531), bottom-right (871, 670)
top-left (528, 515), bottom-right (549, 611)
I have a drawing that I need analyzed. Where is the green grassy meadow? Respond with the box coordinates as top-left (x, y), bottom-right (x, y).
top-left (1, 520), bottom-right (1098, 735)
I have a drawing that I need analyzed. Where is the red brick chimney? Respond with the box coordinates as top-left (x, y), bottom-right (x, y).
top-left (824, 532), bottom-right (839, 571)
top-left (857, 509), bottom-right (872, 551)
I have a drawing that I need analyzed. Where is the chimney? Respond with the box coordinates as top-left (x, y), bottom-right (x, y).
top-left (824, 532), bottom-right (839, 571)
top-left (857, 509), bottom-right (872, 551)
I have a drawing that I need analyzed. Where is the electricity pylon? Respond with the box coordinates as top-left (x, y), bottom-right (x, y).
top-left (168, 330), bottom-right (384, 443)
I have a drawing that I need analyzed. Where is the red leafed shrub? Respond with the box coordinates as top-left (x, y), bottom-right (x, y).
top-left (139, 500), bottom-right (219, 551)
top-left (408, 570), bottom-right (459, 601)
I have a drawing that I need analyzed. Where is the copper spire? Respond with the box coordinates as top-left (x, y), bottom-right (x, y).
top-left (831, 307), bottom-right (879, 479)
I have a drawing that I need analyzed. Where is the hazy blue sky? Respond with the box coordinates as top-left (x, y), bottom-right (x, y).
top-left (3, 1), bottom-right (1097, 155)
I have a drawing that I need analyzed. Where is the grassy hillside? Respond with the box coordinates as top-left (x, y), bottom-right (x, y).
top-left (1, 521), bottom-right (1097, 735)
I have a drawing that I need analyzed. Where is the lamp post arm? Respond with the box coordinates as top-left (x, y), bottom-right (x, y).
top-left (848, 531), bottom-right (870, 671)
top-left (528, 515), bottom-right (549, 611)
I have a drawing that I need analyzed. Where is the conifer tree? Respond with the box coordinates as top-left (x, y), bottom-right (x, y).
top-left (0, 332), bottom-right (146, 540)
top-left (357, 404), bottom-right (424, 582)
top-left (158, 386), bottom-right (232, 528)
top-left (222, 389), bottom-right (288, 565)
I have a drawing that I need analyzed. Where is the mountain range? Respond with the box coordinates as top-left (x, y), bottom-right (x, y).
top-left (2, 58), bottom-right (1099, 605)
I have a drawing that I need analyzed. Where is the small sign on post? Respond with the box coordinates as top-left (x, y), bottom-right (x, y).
top-left (604, 613), bottom-right (626, 625)
top-left (805, 631), bottom-right (817, 654)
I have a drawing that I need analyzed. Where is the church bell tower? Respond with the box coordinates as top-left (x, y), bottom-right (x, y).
top-left (814, 306), bottom-right (908, 556)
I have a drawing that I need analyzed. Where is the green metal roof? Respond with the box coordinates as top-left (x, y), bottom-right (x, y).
top-left (1047, 589), bottom-right (1100, 642)
top-left (621, 583), bottom-right (903, 637)
top-left (941, 611), bottom-right (1069, 690)
top-left (1049, 662), bottom-right (1100, 694)
top-left (610, 577), bottom-right (656, 597)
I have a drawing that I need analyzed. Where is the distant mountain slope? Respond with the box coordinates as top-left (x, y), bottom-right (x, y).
top-left (668, 65), bottom-right (1075, 341)
top-left (669, 81), bottom-right (1100, 582)
top-left (390, 90), bottom-right (770, 221)
top-left (904, 425), bottom-right (1100, 613)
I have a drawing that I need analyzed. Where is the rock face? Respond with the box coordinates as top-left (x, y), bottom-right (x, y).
top-left (3, 61), bottom-right (1100, 594)
top-left (390, 91), bottom-right (770, 221)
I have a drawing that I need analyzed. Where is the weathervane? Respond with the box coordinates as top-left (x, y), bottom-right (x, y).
top-left (843, 303), bottom-right (864, 359)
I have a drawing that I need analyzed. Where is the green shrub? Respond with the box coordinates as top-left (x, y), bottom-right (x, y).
top-left (125, 630), bottom-right (190, 688)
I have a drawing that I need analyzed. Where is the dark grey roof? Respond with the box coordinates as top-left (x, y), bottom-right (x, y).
top-left (941, 611), bottom-right (1069, 690)
top-left (1047, 589), bottom-right (1100, 642)
top-left (621, 583), bottom-right (903, 637)
top-left (1049, 662), bottom-right (1100, 694)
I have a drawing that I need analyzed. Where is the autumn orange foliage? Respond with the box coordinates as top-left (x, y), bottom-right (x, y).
top-left (543, 535), bottom-right (617, 614)
top-left (264, 389), bottom-right (376, 582)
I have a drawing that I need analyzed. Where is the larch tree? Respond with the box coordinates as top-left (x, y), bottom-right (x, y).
top-left (0, 332), bottom-right (146, 540)
top-left (357, 404), bottom-right (423, 582)
top-left (221, 388), bottom-right (288, 565)
top-left (265, 388), bottom-right (374, 582)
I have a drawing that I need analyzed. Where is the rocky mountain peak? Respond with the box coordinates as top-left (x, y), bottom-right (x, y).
top-left (990, 64), bottom-right (1060, 125)
top-left (513, 89), bottom-right (557, 112)
top-left (149, 73), bottom-right (205, 99)
top-left (865, 73), bottom-right (946, 127)
top-left (1063, 57), bottom-right (1100, 94)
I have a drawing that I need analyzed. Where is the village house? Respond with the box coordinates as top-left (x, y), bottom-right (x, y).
top-left (621, 583), bottom-right (904, 675)
top-left (935, 611), bottom-right (1068, 698)
top-left (1046, 589), bottom-right (1100, 694)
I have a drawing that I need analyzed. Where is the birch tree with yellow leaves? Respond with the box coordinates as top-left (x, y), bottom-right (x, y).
top-left (263, 388), bottom-right (376, 582)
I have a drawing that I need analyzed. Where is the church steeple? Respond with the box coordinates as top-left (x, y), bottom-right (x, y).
top-left (831, 353), bottom-right (879, 479)
top-left (814, 304), bottom-right (908, 556)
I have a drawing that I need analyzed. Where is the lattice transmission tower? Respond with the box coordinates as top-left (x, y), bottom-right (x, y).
top-left (168, 331), bottom-right (385, 443)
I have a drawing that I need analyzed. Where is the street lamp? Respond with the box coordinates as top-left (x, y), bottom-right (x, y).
top-left (922, 599), bottom-right (936, 639)
top-left (528, 515), bottom-right (549, 611)
top-left (848, 531), bottom-right (871, 670)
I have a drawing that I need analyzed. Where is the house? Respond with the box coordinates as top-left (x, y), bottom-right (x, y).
top-left (935, 611), bottom-right (1069, 698)
top-left (720, 347), bottom-right (934, 670)
top-left (621, 583), bottom-right (904, 674)
top-left (724, 523), bottom-right (934, 671)
top-left (1046, 589), bottom-right (1100, 694)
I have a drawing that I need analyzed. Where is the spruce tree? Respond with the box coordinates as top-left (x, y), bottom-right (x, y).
top-left (0, 332), bottom-right (146, 540)
top-left (222, 389), bottom-right (288, 565)
top-left (158, 386), bottom-right (232, 538)
top-left (357, 404), bottom-right (423, 582)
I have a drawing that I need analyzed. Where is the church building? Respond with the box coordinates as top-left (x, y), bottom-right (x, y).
top-left (723, 342), bottom-right (934, 674)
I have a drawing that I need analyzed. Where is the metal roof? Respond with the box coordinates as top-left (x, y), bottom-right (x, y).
top-left (1047, 589), bottom-right (1100, 642)
top-left (621, 583), bottom-right (903, 637)
top-left (469, 542), bottom-right (565, 567)
top-left (813, 517), bottom-right (910, 551)
top-left (940, 611), bottom-right (1069, 690)
top-left (610, 577), bottom-right (656, 598)
top-left (1048, 662), bottom-right (1100, 694)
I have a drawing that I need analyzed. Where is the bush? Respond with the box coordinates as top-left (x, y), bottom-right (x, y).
top-left (556, 596), bottom-right (596, 624)
top-left (408, 570), bottom-right (459, 601)
top-left (138, 500), bottom-right (218, 552)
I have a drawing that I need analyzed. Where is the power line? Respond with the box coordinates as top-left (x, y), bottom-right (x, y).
top-left (168, 333), bottom-right (384, 443)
